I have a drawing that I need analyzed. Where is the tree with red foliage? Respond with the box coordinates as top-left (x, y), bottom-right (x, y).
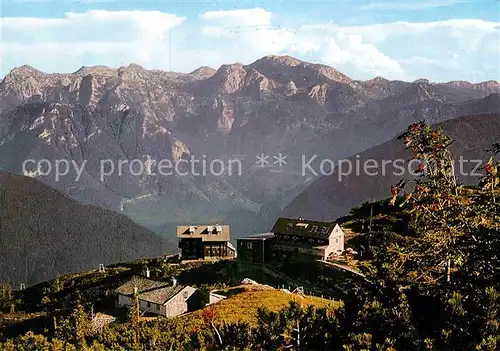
top-left (202, 305), bottom-right (223, 348)
top-left (388, 122), bottom-right (472, 285)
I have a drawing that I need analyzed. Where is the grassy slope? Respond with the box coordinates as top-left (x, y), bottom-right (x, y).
top-left (179, 285), bottom-right (340, 327)
top-left (0, 257), bottom-right (348, 340)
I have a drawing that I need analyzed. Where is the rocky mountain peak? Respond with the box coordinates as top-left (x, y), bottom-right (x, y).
top-left (1, 56), bottom-right (499, 249)
top-left (74, 65), bottom-right (115, 76)
top-left (413, 78), bottom-right (430, 85)
top-left (445, 80), bottom-right (473, 88)
top-left (256, 55), bottom-right (303, 67)
top-left (475, 80), bottom-right (500, 92)
top-left (309, 63), bottom-right (353, 85)
top-left (126, 63), bottom-right (145, 71)
top-left (189, 66), bottom-right (217, 78)
top-left (481, 80), bottom-right (500, 86)
top-left (117, 65), bottom-right (146, 80)
top-left (8, 65), bottom-right (44, 77)
top-left (364, 76), bottom-right (389, 85)
top-left (248, 55), bottom-right (352, 86)
top-left (210, 63), bottom-right (247, 93)
top-left (1, 66), bottom-right (44, 86)
top-left (243, 67), bottom-right (271, 92)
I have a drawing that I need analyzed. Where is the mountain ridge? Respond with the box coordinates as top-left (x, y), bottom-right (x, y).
top-left (0, 170), bottom-right (175, 286)
top-left (282, 112), bottom-right (500, 221)
top-left (0, 54), bottom-right (499, 241)
top-left (3, 55), bottom-right (499, 86)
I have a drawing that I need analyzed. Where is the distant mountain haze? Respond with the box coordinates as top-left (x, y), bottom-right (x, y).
top-left (0, 55), bottom-right (498, 240)
top-left (282, 112), bottom-right (500, 221)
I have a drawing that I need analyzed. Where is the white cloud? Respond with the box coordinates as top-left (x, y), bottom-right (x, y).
top-left (0, 9), bottom-right (498, 82)
top-left (1, 10), bottom-right (186, 74)
top-left (361, 1), bottom-right (462, 10)
top-left (321, 33), bottom-right (404, 78)
top-left (304, 19), bottom-right (499, 43)
top-left (200, 8), bottom-right (272, 26)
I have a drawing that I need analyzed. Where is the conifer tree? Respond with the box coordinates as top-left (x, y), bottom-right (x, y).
top-left (128, 287), bottom-right (140, 325)
top-left (388, 121), bottom-right (471, 285)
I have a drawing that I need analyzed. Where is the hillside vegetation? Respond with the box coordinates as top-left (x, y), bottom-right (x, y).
top-left (0, 171), bottom-right (175, 286)
top-left (0, 122), bottom-right (499, 350)
top-left (178, 285), bottom-right (339, 327)
top-left (284, 112), bottom-right (500, 221)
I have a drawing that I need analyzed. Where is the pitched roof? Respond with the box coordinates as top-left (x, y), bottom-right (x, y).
top-left (115, 276), bottom-right (191, 305)
top-left (115, 276), bottom-right (169, 296)
top-left (271, 218), bottom-right (337, 239)
top-left (239, 232), bottom-right (275, 241)
top-left (138, 284), bottom-right (186, 305)
top-left (177, 224), bottom-right (230, 242)
top-left (209, 292), bottom-right (227, 299)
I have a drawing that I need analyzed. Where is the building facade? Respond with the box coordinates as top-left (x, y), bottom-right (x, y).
top-left (177, 224), bottom-right (235, 260)
top-left (208, 292), bottom-right (227, 305)
top-left (236, 233), bottom-right (275, 263)
top-left (237, 218), bottom-right (345, 263)
top-left (115, 276), bottom-right (198, 317)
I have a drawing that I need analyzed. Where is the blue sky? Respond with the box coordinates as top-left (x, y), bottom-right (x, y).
top-left (1, 0), bottom-right (499, 82)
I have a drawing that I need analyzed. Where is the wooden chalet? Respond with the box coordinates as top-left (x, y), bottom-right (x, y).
top-left (177, 224), bottom-right (235, 260)
top-left (237, 217), bottom-right (345, 263)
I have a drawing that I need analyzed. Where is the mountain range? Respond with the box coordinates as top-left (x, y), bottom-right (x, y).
top-left (283, 112), bottom-right (500, 221)
top-left (1, 55), bottom-right (499, 240)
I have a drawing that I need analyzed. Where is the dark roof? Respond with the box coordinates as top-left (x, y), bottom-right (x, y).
top-left (177, 225), bottom-right (230, 241)
top-left (115, 276), bottom-right (169, 296)
top-left (115, 276), bottom-right (189, 305)
top-left (138, 284), bottom-right (186, 305)
top-left (238, 232), bottom-right (275, 241)
top-left (271, 217), bottom-right (337, 239)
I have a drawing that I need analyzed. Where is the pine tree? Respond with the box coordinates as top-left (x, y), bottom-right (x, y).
top-left (388, 122), bottom-right (472, 285)
top-left (385, 123), bottom-right (500, 288)
top-left (73, 301), bottom-right (88, 349)
top-left (462, 147), bottom-right (500, 283)
top-left (0, 283), bottom-right (12, 312)
top-left (128, 288), bottom-right (140, 325)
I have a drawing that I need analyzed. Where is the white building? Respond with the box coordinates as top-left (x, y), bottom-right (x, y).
top-left (208, 292), bottom-right (227, 305)
top-left (115, 276), bottom-right (197, 317)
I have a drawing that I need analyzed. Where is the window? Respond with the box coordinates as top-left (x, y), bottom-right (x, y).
top-left (247, 242), bottom-right (253, 249)
top-left (147, 302), bottom-right (151, 308)
top-left (336, 238), bottom-right (339, 244)
top-left (156, 304), bottom-right (160, 310)
top-left (183, 291), bottom-right (189, 299)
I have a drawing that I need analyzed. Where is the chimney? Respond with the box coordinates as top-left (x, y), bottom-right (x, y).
top-left (145, 267), bottom-right (150, 278)
top-left (171, 277), bottom-right (177, 287)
